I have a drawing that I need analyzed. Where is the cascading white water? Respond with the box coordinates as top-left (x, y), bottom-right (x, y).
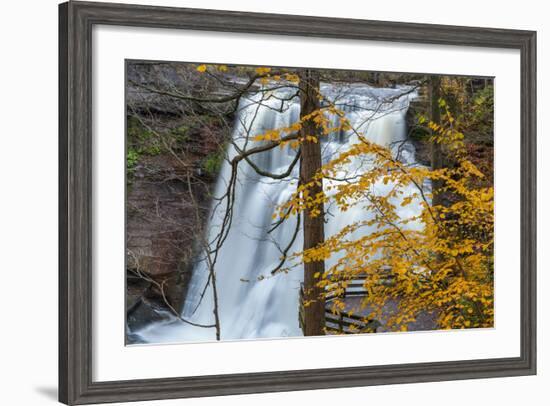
top-left (134, 83), bottom-right (425, 344)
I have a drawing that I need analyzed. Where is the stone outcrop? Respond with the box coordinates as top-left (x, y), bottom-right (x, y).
top-left (125, 62), bottom-right (230, 332)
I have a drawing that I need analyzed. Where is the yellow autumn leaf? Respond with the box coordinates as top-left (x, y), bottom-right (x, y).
top-left (255, 67), bottom-right (271, 75)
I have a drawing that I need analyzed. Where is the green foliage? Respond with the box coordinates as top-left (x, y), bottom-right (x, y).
top-left (128, 117), bottom-right (162, 154)
top-left (126, 117), bottom-right (164, 179)
top-left (127, 113), bottom-right (226, 181)
top-left (410, 114), bottom-right (431, 141)
top-left (170, 125), bottom-right (190, 143)
top-left (468, 85), bottom-right (494, 142)
top-left (126, 148), bottom-right (140, 176)
top-left (127, 117), bottom-right (154, 141)
top-left (202, 150), bottom-right (224, 176)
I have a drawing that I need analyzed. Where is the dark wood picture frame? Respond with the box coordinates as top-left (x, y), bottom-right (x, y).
top-left (59, 1), bottom-right (537, 404)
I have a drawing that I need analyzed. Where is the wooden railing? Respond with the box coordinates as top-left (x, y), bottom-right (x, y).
top-left (299, 274), bottom-right (381, 335)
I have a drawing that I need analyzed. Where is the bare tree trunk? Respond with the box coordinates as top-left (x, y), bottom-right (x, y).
top-left (430, 75), bottom-right (443, 207)
top-left (299, 69), bottom-right (325, 336)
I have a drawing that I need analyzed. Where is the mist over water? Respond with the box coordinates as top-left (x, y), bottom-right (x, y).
top-left (134, 83), bottom-right (426, 344)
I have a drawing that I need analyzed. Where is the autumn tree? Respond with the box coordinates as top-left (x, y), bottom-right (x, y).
top-left (275, 80), bottom-right (494, 331)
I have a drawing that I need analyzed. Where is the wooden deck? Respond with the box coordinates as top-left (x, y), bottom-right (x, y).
top-left (299, 274), bottom-right (381, 334)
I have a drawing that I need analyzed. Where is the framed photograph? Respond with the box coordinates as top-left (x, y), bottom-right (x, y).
top-left (59, 1), bottom-right (536, 404)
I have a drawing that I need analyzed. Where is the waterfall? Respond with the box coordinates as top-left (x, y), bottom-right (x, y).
top-left (134, 83), bottom-right (425, 344)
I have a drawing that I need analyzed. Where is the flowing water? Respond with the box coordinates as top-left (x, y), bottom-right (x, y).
top-left (133, 83), bottom-right (426, 344)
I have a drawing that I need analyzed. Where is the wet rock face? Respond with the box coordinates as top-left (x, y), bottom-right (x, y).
top-left (126, 168), bottom-right (188, 310)
top-left (125, 62), bottom-right (230, 319)
top-left (127, 166), bottom-right (187, 276)
top-left (126, 152), bottom-right (217, 313)
top-left (126, 294), bottom-right (176, 343)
